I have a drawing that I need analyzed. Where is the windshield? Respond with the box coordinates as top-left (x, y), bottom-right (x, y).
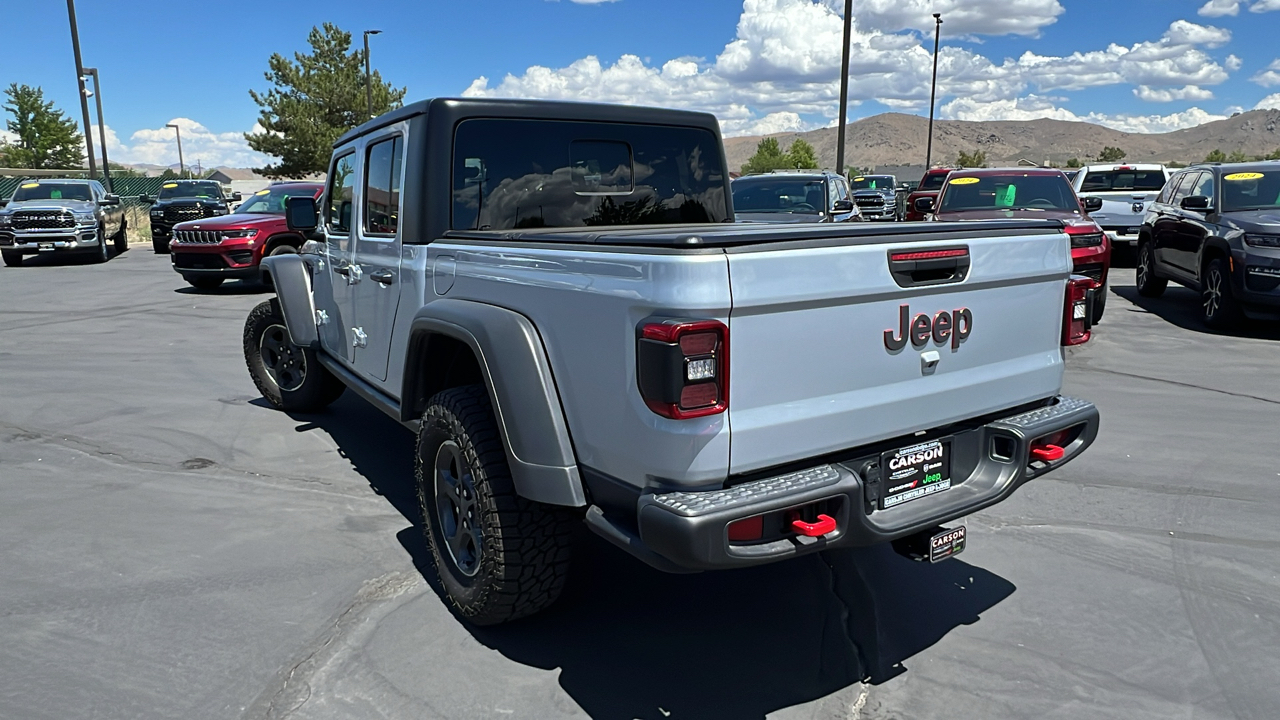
top-left (1080, 169), bottom-right (1167, 192)
top-left (732, 179), bottom-right (826, 214)
top-left (850, 175), bottom-right (894, 191)
top-left (11, 182), bottom-right (93, 202)
top-left (158, 181), bottom-right (224, 200)
top-left (1221, 170), bottom-right (1280, 212)
top-left (235, 186), bottom-right (317, 215)
top-left (939, 174), bottom-right (1079, 213)
top-left (919, 173), bottom-right (948, 191)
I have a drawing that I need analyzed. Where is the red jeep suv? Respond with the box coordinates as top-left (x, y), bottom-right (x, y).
top-left (169, 182), bottom-right (323, 290)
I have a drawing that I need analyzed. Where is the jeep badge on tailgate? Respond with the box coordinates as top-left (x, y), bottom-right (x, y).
top-left (884, 304), bottom-right (973, 351)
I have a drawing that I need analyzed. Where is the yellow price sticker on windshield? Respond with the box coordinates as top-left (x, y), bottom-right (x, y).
top-left (20, 182), bottom-right (39, 188)
top-left (949, 177), bottom-right (980, 185)
top-left (162, 183), bottom-right (179, 188)
top-left (853, 177), bottom-right (865, 181)
top-left (255, 189), bottom-right (271, 196)
top-left (1224, 172), bottom-right (1264, 181)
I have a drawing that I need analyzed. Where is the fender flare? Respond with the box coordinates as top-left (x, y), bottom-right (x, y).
top-left (262, 254), bottom-right (318, 348)
top-left (403, 299), bottom-right (586, 507)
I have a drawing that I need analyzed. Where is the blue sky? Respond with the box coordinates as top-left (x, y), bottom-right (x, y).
top-left (2, 0), bottom-right (1279, 168)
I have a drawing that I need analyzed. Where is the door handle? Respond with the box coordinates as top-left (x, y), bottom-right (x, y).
top-left (370, 269), bottom-right (395, 285)
top-left (332, 264), bottom-right (350, 277)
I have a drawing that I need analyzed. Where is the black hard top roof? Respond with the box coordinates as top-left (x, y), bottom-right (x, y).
top-left (335, 97), bottom-right (723, 148)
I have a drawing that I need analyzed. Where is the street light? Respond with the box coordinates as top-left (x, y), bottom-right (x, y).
top-left (66, 0), bottom-right (97, 179)
top-left (166, 123), bottom-right (185, 178)
top-left (82, 68), bottom-right (112, 192)
top-left (924, 13), bottom-right (943, 170)
top-left (363, 30), bottom-right (382, 120)
top-left (835, 0), bottom-right (853, 176)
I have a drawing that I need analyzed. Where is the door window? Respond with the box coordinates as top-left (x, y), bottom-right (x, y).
top-left (363, 136), bottom-right (404, 236)
top-left (1189, 173), bottom-right (1215, 204)
top-left (326, 152), bottom-right (357, 234)
top-left (1166, 173), bottom-right (1197, 206)
top-left (826, 180), bottom-right (840, 210)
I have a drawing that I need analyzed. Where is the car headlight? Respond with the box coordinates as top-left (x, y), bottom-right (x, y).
top-left (0, 215), bottom-right (10, 228)
top-left (150, 210), bottom-right (163, 218)
top-left (1070, 233), bottom-right (1104, 248)
top-left (222, 229), bottom-right (258, 239)
top-left (1244, 233), bottom-right (1280, 248)
top-left (74, 212), bottom-right (97, 224)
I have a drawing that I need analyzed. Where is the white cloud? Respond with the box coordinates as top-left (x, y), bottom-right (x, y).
top-left (1133, 85), bottom-right (1215, 102)
top-left (854, 0), bottom-right (1064, 37)
top-left (1086, 107), bottom-right (1228, 133)
top-left (1251, 59), bottom-right (1280, 87)
top-left (1199, 0), bottom-right (1240, 15)
top-left (941, 96), bottom-right (1227, 133)
top-left (94, 118), bottom-right (268, 168)
top-left (1249, 0), bottom-right (1280, 11)
top-left (1226, 54), bottom-right (1243, 71)
top-left (0, 129), bottom-right (16, 145)
top-left (1257, 93), bottom-right (1280, 110)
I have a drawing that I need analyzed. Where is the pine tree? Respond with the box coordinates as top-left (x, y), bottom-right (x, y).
top-left (0, 84), bottom-right (85, 169)
top-left (787, 139), bottom-right (818, 169)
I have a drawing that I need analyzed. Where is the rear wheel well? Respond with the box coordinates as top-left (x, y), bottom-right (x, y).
top-left (407, 333), bottom-right (485, 420)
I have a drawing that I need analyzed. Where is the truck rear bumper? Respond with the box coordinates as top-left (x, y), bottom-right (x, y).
top-left (586, 395), bottom-right (1098, 572)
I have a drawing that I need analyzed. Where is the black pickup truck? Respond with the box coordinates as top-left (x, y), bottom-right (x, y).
top-left (141, 180), bottom-right (240, 253)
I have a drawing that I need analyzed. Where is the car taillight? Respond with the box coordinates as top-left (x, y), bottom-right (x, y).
top-left (1063, 276), bottom-right (1098, 346)
top-left (637, 319), bottom-right (728, 419)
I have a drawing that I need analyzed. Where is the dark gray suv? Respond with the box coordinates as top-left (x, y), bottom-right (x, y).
top-left (731, 170), bottom-right (862, 223)
top-left (1136, 162), bottom-right (1280, 328)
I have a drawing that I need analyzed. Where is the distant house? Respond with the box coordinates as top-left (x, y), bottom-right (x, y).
top-left (205, 169), bottom-right (235, 184)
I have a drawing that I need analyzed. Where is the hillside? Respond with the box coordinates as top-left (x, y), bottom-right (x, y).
top-left (723, 109), bottom-right (1280, 172)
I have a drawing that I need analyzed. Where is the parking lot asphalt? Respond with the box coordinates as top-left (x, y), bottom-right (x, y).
top-left (2, 247), bottom-right (1279, 720)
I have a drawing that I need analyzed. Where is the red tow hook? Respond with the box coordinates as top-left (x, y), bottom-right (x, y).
top-left (790, 513), bottom-right (837, 537)
top-left (1031, 444), bottom-right (1065, 462)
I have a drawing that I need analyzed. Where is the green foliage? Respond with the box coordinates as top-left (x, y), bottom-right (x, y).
top-left (245, 23), bottom-right (407, 178)
top-left (787, 138), bottom-right (818, 169)
top-left (1097, 146), bottom-right (1126, 162)
top-left (159, 168), bottom-right (179, 179)
top-left (1065, 158), bottom-right (1081, 168)
top-left (741, 137), bottom-right (789, 174)
top-left (1226, 150), bottom-right (1249, 163)
top-left (956, 149), bottom-right (987, 168)
top-left (1204, 149), bottom-right (1227, 163)
top-left (1267, 147), bottom-right (1280, 161)
top-left (0, 84), bottom-right (85, 169)
top-left (1167, 161), bottom-right (1187, 168)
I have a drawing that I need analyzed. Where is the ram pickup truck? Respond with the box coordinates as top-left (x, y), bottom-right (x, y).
top-left (1073, 163), bottom-right (1170, 251)
top-left (244, 98), bottom-right (1101, 625)
top-left (141, 179), bottom-right (240, 254)
top-left (849, 174), bottom-right (899, 220)
top-left (0, 179), bottom-right (126, 266)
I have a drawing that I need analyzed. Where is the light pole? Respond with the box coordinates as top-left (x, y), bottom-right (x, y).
top-left (363, 30), bottom-right (382, 119)
top-left (66, 0), bottom-right (97, 179)
top-left (166, 123), bottom-right (185, 177)
top-left (82, 68), bottom-right (112, 192)
top-left (835, 0), bottom-right (853, 176)
top-left (924, 13), bottom-right (942, 170)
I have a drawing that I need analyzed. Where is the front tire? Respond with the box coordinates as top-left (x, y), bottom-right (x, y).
top-left (152, 237), bottom-right (169, 254)
top-left (1136, 242), bottom-right (1166, 298)
top-left (1093, 281), bottom-right (1107, 322)
top-left (1201, 257), bottom-right (1242, 330)
top-left (2, 250), bottom-right (21, 267)
top-left (92, 225), bottom-right (109, 263)
top-left (113, 219), bottom-right (128, 252)
top-left (416, 385), bottom-right (574, 625)
top-left (243, 299), bottom-right (345, 411)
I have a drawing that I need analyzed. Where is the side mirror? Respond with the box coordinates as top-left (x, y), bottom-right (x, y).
top-left (1081, 196), bottom-right (1103, 213)
top-left (914, 196), bottom-right (935, 213)
top-left (286, 195), bottom-right (319, 232)
top-left (230, 192), bottom-right (242, 202)
top-left (1181, 195), bottom-right (1211, 211)
top-left (102, 194), bottom-right (120, 206)
top-left (831, 198), bottom-right (854, 213)
top-left (138, 195), bottom-right (153, 204)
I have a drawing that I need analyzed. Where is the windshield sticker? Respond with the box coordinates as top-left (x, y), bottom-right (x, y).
top-left (853, 177), bottom-right (864, 181)
top-left (162, 183), bottom-right (179, 188)
top-left (996, 184), bottom-right (1017, 207)
top-left (1224, 172), bottom-right (1264, 181)
top-left (949, 177), bottom-right (979, 185)
top-left (255, 189), bottom-right (271, 195)
top-left (20, 183), bottom-right (39, 189)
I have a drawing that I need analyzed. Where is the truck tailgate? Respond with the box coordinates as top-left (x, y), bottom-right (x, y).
top-left (726, 230), bottom-right (1070, 475)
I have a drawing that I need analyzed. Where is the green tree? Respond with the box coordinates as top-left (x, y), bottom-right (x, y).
top-left (245, 23), bottom-right (407, 178)
top-left (0, 83), bottom-right (85, 169)
top-left (1204, 149), bottom-right (1227, 163)
top-left (1167, 161), bottom-right (1187, 168)
top-left (741, 137), bottom-right (790, 174)
top-left (1226, 150), bottom-right (1249, 163)
top-left (956, 149), bottom-right (987, 168)
top-left (1267, 147), bottom-right (1280, 161)
top-left (786, 138), bottom-right (818, 169)
top-left (1097, 146), bottom-right (1126, 162)
top-left (1065, 158), bottom-right (1081, 168)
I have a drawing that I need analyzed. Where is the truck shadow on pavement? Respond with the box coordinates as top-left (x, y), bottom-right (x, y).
top-left (296, 395), bottom-right (1017, 719)
top-left (1113, 286), bottom-right (1280, 340)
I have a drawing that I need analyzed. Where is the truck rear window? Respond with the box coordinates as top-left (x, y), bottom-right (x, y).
top-left (1080, 170), bottom-right (1166, 192)
top-left (452, 119), bottom-right (728, 230)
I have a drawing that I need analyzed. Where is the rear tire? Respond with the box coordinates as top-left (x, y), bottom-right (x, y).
top-left (2, 250), bottom-right (21, 267)
top-left (1201, 257), bottom-right (1242, 330)
top-left (243, 299), bottom-right (345, 412)
top-left (186, 276), bottom-right (224, 290)
top-left (416, 385), bottom-right (574, 625)
top-left (1135, 242), bottom-right (1166, 298)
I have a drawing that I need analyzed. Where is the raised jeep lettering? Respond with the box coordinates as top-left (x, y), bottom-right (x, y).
top-left (884, 304), bottom-right (973, 352)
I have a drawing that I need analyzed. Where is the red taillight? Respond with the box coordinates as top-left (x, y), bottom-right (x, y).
top-left (1063, 276), bottom-right (1098, 346)
top-left (638, 319), bottom-right (728, 419)
top-left (889, 248), bottom-right (969, 262)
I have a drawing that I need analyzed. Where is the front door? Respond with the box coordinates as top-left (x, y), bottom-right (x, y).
top-left (1153, 173), bottom-right (1193, 277)
top-left (319, 151), bottom-right (359, 365)
top-left (350, 132), bottom-right (406, 384)
top-left (1174, 172), bottom-right (1215, 279)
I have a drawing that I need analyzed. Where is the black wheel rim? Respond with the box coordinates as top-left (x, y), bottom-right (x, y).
top-left (1138, 246), bottom-right (1151, 287)
top-left (1203, 267), bottom-right (1222, 318)
top-left (259, 323), bottom-right (307, 391)
top-left (434, 440), bottom-right (482, 577)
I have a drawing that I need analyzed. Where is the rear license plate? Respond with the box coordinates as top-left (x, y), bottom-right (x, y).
top-left (930, 525), bottom-right (966, 562)
top-left (881, 439), bottom-right (951, 509)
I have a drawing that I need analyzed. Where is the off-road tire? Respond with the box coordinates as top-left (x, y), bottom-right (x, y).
top-left (416, 385), bottom-right (574, 625)
top-left (113, 218), bottom-right (128, 253)
top-left (243, 299), bottom-right (345, 411)
top-left (2, 250), bottom-right (21, 267)
top-left (186, 276), bottom-right (224, 291)
top-left (152, 237), bottom-right (169, 254)
top-left (1136, 242), bottom-right (1167, 298)
top-left (1201, 257), bottom-right (1242, 330)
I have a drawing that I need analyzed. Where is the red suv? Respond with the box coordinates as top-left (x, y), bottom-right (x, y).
top-left (169, 182), bottom-right (323, 290)
top-left (904, 167), bottom-right (954, 221)
top-left (922, 167), bottom-right (1111, 320)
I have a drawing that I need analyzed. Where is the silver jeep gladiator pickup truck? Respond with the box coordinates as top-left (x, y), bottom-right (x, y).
top-left (243, 98), bottom-right (1101, 625)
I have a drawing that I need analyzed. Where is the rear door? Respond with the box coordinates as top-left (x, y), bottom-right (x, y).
top-left (350, 130), bottom-right (406, 384)
top-left (725, 229), bottom-right (1069, 475)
